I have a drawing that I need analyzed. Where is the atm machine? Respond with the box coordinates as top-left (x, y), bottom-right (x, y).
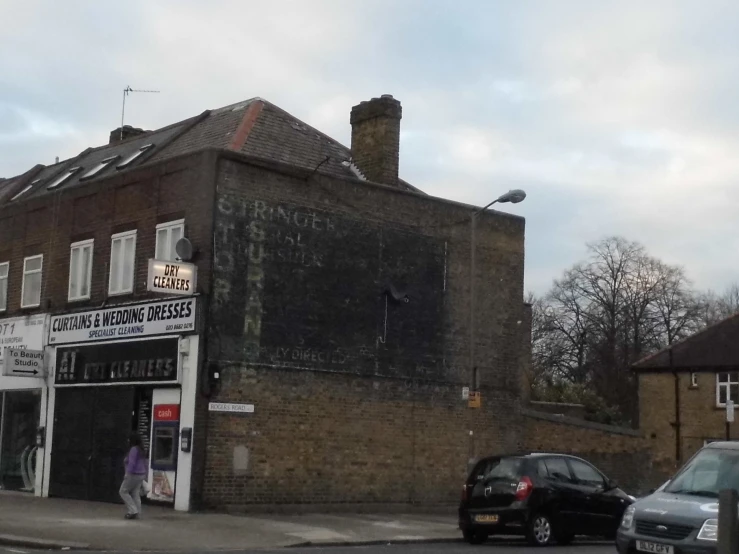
top-left (148, 389), bottom-right (180, 504)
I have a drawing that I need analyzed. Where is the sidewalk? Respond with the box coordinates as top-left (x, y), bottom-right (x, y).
top-left (0, 492), bottom-right (460, 551)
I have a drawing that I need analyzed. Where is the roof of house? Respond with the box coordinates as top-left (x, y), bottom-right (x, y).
top-left (632, 311), bottom-right (739, 371)
top-left (2, 97), bottom-right (421, 205)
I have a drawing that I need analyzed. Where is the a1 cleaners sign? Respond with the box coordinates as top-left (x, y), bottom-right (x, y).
top-left (49, 298), bottom-right (197, 345)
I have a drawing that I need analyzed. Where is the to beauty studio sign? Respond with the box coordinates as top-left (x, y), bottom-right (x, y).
top-left (0, 314), bottom-right (46, 373)
top-left (49, 298), bottom-right (198, 345)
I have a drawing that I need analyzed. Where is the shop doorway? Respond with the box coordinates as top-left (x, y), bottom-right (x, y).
top-left (0, 390), bottom-right (42, 492)
top-left (49, 387), bottom-right (136, 503)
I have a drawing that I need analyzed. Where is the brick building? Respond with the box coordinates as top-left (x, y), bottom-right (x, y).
top-left (633, 314), bottom-right (739, 478)
top-left (0, 94), bottom-right (528, 510)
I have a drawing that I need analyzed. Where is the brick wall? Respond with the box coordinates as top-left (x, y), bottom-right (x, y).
top-left (201, 152), bottom-right (527, 508)
top-left (0, 152), bottom-right (215, 316)
top-left (640, 370), bottom-right (736, 478)
top-left (522, 409), bottom-right (662, 495)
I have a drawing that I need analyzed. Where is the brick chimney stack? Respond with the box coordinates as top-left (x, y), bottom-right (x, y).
top-left (109, 125), bottom-right (147, 145)
top-left (350, 95), bottom-right (402, 187)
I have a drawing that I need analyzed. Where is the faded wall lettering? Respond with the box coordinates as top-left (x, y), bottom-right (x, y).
top-left (211, 193), bottom-right (446, 379)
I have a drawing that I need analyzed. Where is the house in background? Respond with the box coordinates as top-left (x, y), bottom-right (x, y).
top-left (633, 313), bottom-right (739, 474)
top-left (0, 94), bottom-right (529, 510)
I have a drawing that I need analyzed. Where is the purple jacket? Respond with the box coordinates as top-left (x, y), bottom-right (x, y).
top-left (124, 446), bottom-right (148, 476)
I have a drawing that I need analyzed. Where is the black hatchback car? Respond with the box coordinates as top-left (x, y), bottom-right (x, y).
top-left (459, 453), bottom-right (634, 545)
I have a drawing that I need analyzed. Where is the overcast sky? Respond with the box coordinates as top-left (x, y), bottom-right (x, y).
top-left (2, 0), bottom-right (738, 295)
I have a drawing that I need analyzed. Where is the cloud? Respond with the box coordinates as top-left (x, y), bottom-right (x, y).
top-left (2, 0), bottom-right (739, 298)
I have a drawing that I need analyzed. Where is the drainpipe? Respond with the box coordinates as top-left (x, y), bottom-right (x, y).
top-left (671, 348), bottom-right (681, 464)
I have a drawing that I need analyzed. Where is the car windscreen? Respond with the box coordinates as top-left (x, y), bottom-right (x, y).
top-left (664, 448), bottom-right (739, 498)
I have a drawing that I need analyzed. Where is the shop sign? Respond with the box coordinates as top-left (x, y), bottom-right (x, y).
top-left (0, 315), bottom-right (46, 370)
top-left (154, 404), bottom-right (180, 421)
top-left (55, 338), bottom-right (179, 386)
top-left (147, 259), bottom-right (197, 296)
top-left (49, 298), bottom-right (197, 346)
top-left (2, 348), bottom-right (46, 378)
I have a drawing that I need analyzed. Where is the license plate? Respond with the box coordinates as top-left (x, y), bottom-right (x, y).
top-left (474, 514), bottom-right (500, 523)
top-left (637, 541), bottom-right (673, 554)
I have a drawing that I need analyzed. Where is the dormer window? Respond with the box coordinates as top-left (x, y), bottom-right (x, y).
top-left (82, 156), bottom-right (118, 180)
top-left (117, 144), bottom-right (153, 169)
top-left (48, 167), bottom-right (81, 190)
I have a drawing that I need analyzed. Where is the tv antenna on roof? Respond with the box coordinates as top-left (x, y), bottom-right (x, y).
top-left (121, 86), bottom-right (160, 140)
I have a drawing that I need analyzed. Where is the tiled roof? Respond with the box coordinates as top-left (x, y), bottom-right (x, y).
top-left (241, 101), bottom-right (356, 179)
top-left (633, 312), bottom-right (739, 370)
top-left (19, 120), bottom-right (193, 203)
top-left (2, 96), bottom-right (421, 205)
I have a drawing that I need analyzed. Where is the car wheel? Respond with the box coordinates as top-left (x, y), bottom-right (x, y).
top-left (463, 528), bottom-right (487, 545)
top-left (527, 513), bottom-right (554, 546)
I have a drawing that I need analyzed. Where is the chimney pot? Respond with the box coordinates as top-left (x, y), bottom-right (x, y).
top-left (350, 95), bottom-right (402, 187)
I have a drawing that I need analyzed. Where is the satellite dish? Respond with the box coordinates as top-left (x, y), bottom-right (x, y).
top-left (175, 237), bottom-right (194, 261)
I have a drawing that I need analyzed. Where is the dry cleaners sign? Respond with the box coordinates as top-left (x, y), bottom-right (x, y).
top-left (147, 259), bottom-right (197, 296)
top-left (49, 298), bottom-right (197, 345)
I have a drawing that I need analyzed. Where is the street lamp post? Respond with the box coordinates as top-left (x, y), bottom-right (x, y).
top-left (469, 189), bottom-right (527, 393)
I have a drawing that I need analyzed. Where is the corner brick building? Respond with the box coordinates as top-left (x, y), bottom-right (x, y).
top-left (0, 94), bottom-right (528, 510)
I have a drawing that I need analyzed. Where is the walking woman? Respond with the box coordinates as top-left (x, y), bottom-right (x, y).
top-left (120, 433), bottom-right (148, 520)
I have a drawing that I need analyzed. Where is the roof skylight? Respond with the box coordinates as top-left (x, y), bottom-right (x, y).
top-left (47, 167), bottom-right (81, 190)
top-left (82, 156), bottom-right (118, 180)
top-left (10, 179), bottom-right (40, 202)
top-left (117, 144), bottom-right (153, 170)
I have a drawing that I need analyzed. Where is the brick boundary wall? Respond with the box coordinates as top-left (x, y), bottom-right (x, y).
top-left (522, 409), bottom-right (668, 495)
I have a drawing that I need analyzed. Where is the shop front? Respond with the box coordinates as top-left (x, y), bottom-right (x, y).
top-left (41, 298), bottom-right (200, 511)
top-left (0, 314), bottom-right (48, 495)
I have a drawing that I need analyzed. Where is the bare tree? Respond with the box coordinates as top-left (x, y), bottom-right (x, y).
top-left (652, 264), bottom-right (702, 347)
top-left (530, 236), bottom-right (705, 425)
top-left (698, 284), bottom-right (739, 326)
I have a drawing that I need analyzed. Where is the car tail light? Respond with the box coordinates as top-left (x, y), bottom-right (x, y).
top-left (461, 484), bottom-right (469, 502)
top-left (515, 476), bottom-right (533, 501)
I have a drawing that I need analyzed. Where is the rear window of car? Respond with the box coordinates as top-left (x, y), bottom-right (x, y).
top-left (471, 457), bottom-right (523, 482)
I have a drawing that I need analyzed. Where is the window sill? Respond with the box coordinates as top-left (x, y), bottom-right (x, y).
top-left (68, 297), bottom-right (91, 303)
top-left (20, 304), bottom-right (41, 310)
top-left (108, 291), bottom-right (134, 297)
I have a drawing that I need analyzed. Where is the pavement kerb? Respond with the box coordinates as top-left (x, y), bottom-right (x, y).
top-left (0, 533), bottom-right (90, 550)
top-left (287, 537), bottom-right (463, 548)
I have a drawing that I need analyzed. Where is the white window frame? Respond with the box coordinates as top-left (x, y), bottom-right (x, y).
top-left (21, 255), bottom-right (43, 309)
top-left (68, 239), bottom-right (94, 302)
top-left (716, 372), bottom-right (739, 407)
top-left (0, 262), bottom-right (8, 312)
top-left (155, 219), bottom-right (185, 261)
top-left (108, 230), bottom-right (137, 296)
